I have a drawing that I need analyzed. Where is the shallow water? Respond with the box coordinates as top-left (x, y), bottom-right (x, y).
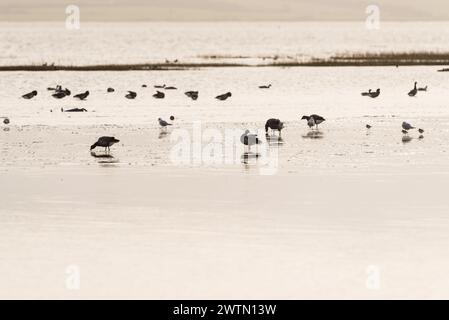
top-left (1, 66), bottom-right (449, 298)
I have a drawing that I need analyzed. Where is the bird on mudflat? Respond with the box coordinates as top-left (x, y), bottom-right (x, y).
top-left (185, 91), bottom-right (199, 101)
top-left (368, 88), bottom-right (380, 98)
top-left (240, 130), bottom-right (261, 151)
top-left (301, 114), bottom-right (325, 130)
top-left (418, 86), bottom-right (428, 92)
top-left (366, 124), bottom-right (372, 129)
top-left (408, 82), bottom-right (418, 97)
top-left (216, 92), bottom-right (232, 101)
top-left (90, 137), bottom-right (120, 152)
top-left (259, 84), bottom-right (272, 89)
top-left (62, 108), bottom-right (87, 112)
top-left (74, 91), bottom-right (89, 100)
top-left (125, 91), bottom-right (137, 99)
top-left (153, 91), bottom-right (165, 99)
top-left (361, 89), bottom-right (372, 97)
top-left (402, 130), bottom-right (409, 135)
top-left (154, 84), bottom-right (166, 89)
top-left (158, 118), bottom-right (172, 128)
top-left (165, 86), bottom-right (177, 90)
top-left (22, 90), bottom-right (37, 99)
top-left (265, 118), bottom-right (284, 136)
top-left (402, 122), bottom-right (415, 131)
top-left (2, 117), bottom-right (10, 125)
top-left (418, 128), bottom-right (425, 134)
top-left (107, 87), bottom-right (115, 93)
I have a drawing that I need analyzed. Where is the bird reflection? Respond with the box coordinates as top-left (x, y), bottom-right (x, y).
top-left (302, 130), bottom-right (324, 140)
top-left (90, 151), bottom-right (119, 166)
top-left (159, 129), bottom-right (171, 139)
top-left (402, 136), bottom-right (413, 144)
top-left (241, 152), bottom-right (261, 165)
top-left (265, 134), bottom-right (284, 146)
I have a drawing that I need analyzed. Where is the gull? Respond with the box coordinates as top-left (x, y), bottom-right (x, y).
top-left (408, 82), bottom-right (418, 97)
top-left (22, 90), bottom-right (37, 99)
top-left (216, 92), bottom-right (232, 101)
top-left (265, 118), bottom-right (284, 136)
top-left (240, 130), bottom-right (261, 151)
top-left (301, 114), bottom-right (325, 130)
top-left (125, 91), bottom-right (137, 99)
top-left (90, 137), bottom-right (120, 152)
top-left (74, 90), bottom-right (89, 100)
top-left (402, 122), bottom-right (415, 131)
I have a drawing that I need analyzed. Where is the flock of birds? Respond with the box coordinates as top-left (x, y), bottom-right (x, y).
top-left (2, 80), bottom-right (427, 154)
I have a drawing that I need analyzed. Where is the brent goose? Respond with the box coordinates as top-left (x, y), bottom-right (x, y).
top-left (418, 128), bottom-right (425, 134)
top-left (185, 91), bottom-right (199, 100)
top-left (125, 91), bottom-right (137, 99)
top-left (366, 124), bottom-right (372, 129)
top-left (52, 91), bottom-right (67, 99)
top-left (165, 86), bottom-right (177, 90)
top-left (418, 86), bottom-right (428, 92)
top-left (22, 90), bottom-right (37, 99)
top-left (361, 89), bottom-right (372, 96)
top-left (2, 117), bottom-right (9, 125)
top-left (47, 85), bottom-right (62, 91)
top-left (170, 116), bottom-right (175, 121)
top-left (369, 88), bottom-right (380, 98)
top-left (259, 84), bottom-right (272, 89)
top-left (107, 87), bottom-right (115, 93)
top-left (216, 92), bottom-right (232, 101)
top-left (153, 91), bottom-right (165, 99)
top-left (142, 84), bottom-right (147, 88)
top-left (154, 84), bottom-right (166, 89)
top-left (408, 82), bottom-right (418, 97)
top-left (159, 118), bottom-right (172, 128)
top-left (90, 137), bottom-right (120, 152)
top-left (402, 122), bottom-right (415, 131)
top-left (265, 118), bottom-right (284, 135)
top-left (301, 114), bottom-right (325, 130)
top-left (62, 108), bottom-right (87, 112)
top-left (240, 130), bottom-right (261, 151)
top-left (74, 91), bottom-right (89, 100)
top-left (402, 130), bottom-right (409, 135)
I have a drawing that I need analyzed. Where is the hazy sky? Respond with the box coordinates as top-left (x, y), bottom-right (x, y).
top-left (0, 0), bottom-right (448, 21)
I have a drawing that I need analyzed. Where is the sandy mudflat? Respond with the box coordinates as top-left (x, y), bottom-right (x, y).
top-left (1, 66), bottom-right (449, 298)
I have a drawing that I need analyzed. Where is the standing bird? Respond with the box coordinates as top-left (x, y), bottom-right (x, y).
top-left (240, 130), bottom-right (261, 151)
top-left (259, 84), bottom-right (272, 89)
top-left (125, 91), bottom-right (137, 99)
top-left (74, 90), bottom-right (89, 100)
top-left (366, 124), bottom-right (372, 130)
top-left (153, 91), bottom-right (165, 99)
top-left (301, 114), bottom-right (325, 130)
top-left (158, 118), bottom-right (172, 129)
top-left (402, 122), bottom-right (415, 131)
top-left (22, 90), bottom-right (38, 99)
top-left (418, 128), bottom-right (425, 134)
top-left (265, 118), bottom-right (284, 136)
top-left (185, 91), bottom-right (199, 101)
top-left (2, 117), bottom-right (10, 125)
top-left (216, 92), bottom-right (232, 101)
top-left (408, 82), bottom-right (418, 97)
top-left (90, 137), bottom-right (120, 152)
top-left (107, 87), bottom-right (115, 93)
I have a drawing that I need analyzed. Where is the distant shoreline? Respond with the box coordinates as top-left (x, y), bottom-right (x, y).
top-left (2, 52), bottom-right (449, 71)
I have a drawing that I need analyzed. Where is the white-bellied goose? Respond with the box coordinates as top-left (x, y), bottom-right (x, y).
top-left (240, 130), bottom-right (261, 151)
top-left (90, 137), bottom-right (120, 152)
top-left (301, 114), bottom-right (325, 130)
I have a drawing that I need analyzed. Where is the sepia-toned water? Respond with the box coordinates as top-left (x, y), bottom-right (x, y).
top-left (1, 23), bottom-right (449, 299)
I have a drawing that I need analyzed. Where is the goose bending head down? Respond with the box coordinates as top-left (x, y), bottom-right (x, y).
top-left (90, 136), bottom-right (120, 152)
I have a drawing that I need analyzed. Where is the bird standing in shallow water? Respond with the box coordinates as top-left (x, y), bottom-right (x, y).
top-left (301, 114), bottom-right (325, 130)
top-left (22, 90), bottom-right (37, 99)
top-left (240, 130), bottom-right (261, 151)
top-left (159, 118), bottom-right (172, 129)
top-left (90, 137), bottom-right (120, 152)
top-left (402, 122), bottom-right (415, 131)
top-left (265, 118), bottom-right (284, 136)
